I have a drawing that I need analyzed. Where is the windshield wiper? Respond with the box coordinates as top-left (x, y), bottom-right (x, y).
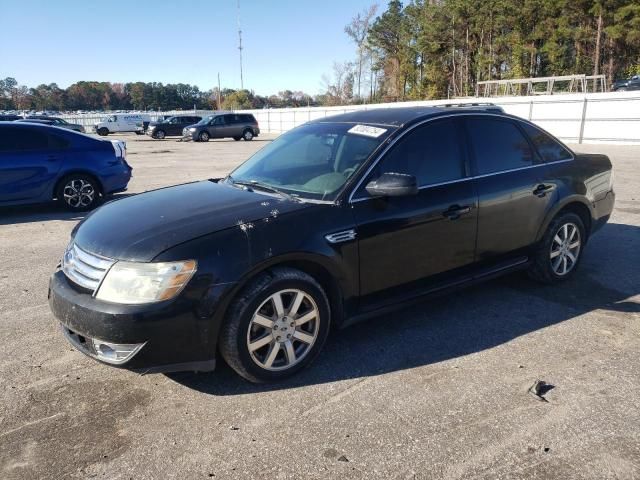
top-left (227, 177), bottom-right (301, 202)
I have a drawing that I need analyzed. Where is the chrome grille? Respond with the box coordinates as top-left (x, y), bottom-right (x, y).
top-left (62, 243), bottom-right (115, 292)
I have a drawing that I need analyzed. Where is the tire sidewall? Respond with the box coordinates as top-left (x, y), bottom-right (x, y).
top-left (56, 174), bottom-right (101, 211)
top-left (228, 275), bottom-right (330, 382)
top-left (540, 212), bottom-right (586, 281)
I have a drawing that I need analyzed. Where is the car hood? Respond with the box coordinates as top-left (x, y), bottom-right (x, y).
top-left (73, 180), bottom-right (307, 262)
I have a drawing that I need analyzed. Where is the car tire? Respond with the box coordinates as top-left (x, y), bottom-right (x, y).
top-left (617, 87), bottom-right (627, 92)
top-left (199, 131), bottom-right (210, 142)
top-left (97, 128), bottom-right (109, 136)
top-left (56, 174), bottom-right (101, 212)
top-left (219, 267), bottom-right (331, 383)
top-left (528, 212), bottom-right (586, 284)
top-left (233, 136), bottom-right (241, 141)
top-left (155, 129), bottom-right (166, 139)
top-left (242, 129), bottom-right (254, 141)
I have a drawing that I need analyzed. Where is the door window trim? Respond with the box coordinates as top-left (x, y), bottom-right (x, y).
top-left (347, 112), bottom-right (574, 204)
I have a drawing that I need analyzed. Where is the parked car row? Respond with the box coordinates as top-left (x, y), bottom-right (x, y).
top-left (92, 112), bottom-right (260, 142)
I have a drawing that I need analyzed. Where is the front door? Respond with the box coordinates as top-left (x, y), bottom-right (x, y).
top-left (351, 117), bottom-right (478, 309)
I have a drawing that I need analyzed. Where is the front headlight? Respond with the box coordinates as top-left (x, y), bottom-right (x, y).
top-left (96, 260), bottom-right (197, 304)
top-left (188, 127), bottom-right (197, 132)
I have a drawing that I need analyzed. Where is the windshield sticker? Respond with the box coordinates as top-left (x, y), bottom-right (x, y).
top-left (348, 124), bottom-right (387, 138)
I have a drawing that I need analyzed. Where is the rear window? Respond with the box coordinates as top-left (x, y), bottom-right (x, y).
top-left (521, 123), bottom-right (573, 162)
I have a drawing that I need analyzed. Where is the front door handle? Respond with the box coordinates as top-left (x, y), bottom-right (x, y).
top-left (442, 205), bottom-right (471, 220)
top-left (533, 184), bottom-right (554, 197)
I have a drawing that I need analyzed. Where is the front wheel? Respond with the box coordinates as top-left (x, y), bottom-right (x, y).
top-left (528, 212), bottom-right (585, 284)
top-left (154, 129), bottom-right (166, 139)
top-left (97, 127), bottom-right (109, 136)
top-left (219, 268), bottom-right (330, 383)
top-left (56, 174), bottom-right (101, 211)
top-left (199, 131), bottom-right (210, 142)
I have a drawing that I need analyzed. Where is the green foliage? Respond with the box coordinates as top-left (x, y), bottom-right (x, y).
top-left (0, 78), bottom-right (317, 111)
top-left (360, 0), bottom-right (640, 100)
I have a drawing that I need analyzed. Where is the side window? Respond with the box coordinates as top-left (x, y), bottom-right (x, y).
top-left (521, 123), bottom-right (572, 162)
top-left (211, 116), bottom-right (225, 126)
top-left (0, 128), bottom-right (49, 151)
top-left (466, 117), bottom-right (535, 174)
top-left (372, 118), bottom-right (466, 187)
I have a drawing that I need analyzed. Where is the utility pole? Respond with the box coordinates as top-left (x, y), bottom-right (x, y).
top-left (217, 73), bottom-right (222, 110)
top-left (237, 0), bottom-right (244, 90)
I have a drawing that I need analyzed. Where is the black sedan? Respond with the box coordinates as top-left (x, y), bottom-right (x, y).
top-left (611, 75), bottom-right (640, 91)
top-left (21, 116), bottom-right (85, 132)
top-left (49, 107), bottom-right (615, 382)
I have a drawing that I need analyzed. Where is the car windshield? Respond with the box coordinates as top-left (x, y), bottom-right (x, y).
top-left (197, 115), bottom-right (215, 125)
top-left (227, 122), bottom-right (393, 201)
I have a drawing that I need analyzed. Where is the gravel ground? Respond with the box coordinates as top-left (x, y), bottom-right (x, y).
top-left (0, 133), bottom-right (638, 480)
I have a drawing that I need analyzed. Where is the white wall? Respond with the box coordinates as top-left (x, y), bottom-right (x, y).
top-left (237, 92), bottom-right (640, 145)
top-left (60, 92), bottom-right (640, 145)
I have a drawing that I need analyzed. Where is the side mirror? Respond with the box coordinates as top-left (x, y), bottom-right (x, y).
top-left (365, 172), bottom-right (418, 197)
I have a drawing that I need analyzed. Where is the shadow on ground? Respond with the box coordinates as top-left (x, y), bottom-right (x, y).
top-left (0, 193), bottom-right (135, 226)
top-left (168, 222), bottom-right (639, 395)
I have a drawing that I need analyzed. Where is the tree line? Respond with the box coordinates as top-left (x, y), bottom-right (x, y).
top-left (0, 78), bottom-right (320, 112)
top-left (324, 0), bottom-right (640, 103)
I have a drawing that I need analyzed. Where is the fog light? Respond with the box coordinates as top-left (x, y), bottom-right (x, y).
top-left (91, 339), bottom-right (145, 365)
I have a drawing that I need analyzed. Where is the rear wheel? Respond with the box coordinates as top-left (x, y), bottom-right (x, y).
top-left (97, 127), bottom-right (109, 136)
top-left (219, 268), bottom-right (330, 383)
top-left (233, 136), bottom-right (241, 141)
top-left (199, 131), bottom-right (210, 142)
top-left (56, 174), bottom-right (101, 211)
top-left (528, 212), bottom-right (585, 284)
top-left (242, 129), bottom-right (254, 141)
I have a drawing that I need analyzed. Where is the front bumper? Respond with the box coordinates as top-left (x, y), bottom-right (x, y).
top-left (48, 270), bottom-right (216, 373)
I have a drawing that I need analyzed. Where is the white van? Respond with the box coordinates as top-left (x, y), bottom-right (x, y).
top-left (94, 113), bottom-right (151, 136)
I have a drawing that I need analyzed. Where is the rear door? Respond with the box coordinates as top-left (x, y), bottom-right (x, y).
top-left (351, 117), bottom-right (478, 309)
top-left (0, 126), bottom-right (63, 202)
top-left (465, 115), bottom-right (557, 261)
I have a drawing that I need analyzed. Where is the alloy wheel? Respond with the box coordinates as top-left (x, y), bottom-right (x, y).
top-left (246, 289), bottom-right (319, 371)
top-left (63, 179), bottom-right (95, 209)
top-left (550, 222), bottom-right (581, 275)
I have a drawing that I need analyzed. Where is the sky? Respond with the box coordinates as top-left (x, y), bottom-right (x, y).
top-left (0, 0), bottom-right (380, 96)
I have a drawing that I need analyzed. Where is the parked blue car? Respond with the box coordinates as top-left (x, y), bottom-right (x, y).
top-left (0, 122), bottom-right (132, 211)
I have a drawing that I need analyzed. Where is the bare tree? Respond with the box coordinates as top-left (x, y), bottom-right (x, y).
top-left (345, 4), bottom-right (378, 100)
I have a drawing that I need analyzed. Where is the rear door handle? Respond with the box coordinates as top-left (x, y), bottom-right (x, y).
top-left (442, 205), bottom-right (471, 220)
top-left (533, 184), bottom-right (555, 197)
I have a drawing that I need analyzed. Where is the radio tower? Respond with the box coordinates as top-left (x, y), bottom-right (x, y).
top-left (237, 0), bottom-right (244, 90)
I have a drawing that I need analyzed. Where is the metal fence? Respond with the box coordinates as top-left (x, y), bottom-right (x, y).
top-left (60, 92), bottom-right (640, 144)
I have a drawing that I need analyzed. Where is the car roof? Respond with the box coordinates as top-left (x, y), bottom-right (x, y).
top-left (310, 105), bottom-right (505, 128)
